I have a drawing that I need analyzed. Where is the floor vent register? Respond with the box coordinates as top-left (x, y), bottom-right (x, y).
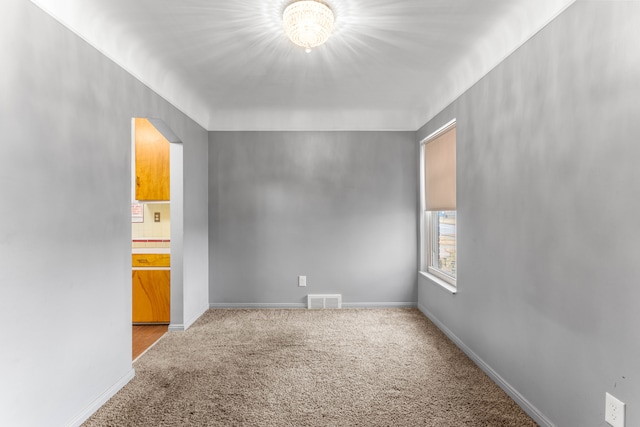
top-left (307, 294), bottom-right (342, 309)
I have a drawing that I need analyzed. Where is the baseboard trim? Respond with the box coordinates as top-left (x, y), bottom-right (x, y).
top-left (64, 368), bottom-right (135, 427)
top-left (342, 302), bottom-right (417, 308)
top-left (417, 303), bottom-right (554, 427)
top-left (209, 303), bottom-right (306, 309)
top-left (169, 306), bottom-right (209, 331)
top-left (184, 304), bottom-right (209, 330)
top-left (209, 302), bottom-right (418, 309)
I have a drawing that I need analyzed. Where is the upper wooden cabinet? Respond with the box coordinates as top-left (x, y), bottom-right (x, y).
top-left (135, 118), bottom-right (170, 201)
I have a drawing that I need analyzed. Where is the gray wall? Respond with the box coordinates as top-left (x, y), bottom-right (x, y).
top-left (0, 1), bottom-right (208, 426)
top-left (209, 131), bottom-right (417, 306)
top-left (183, 128), bottom-right (210, 327)
top-left (417, 2), bottom-right (640, 426)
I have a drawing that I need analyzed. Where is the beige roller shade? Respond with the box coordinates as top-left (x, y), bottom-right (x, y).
top-left (424, 126), bottom-right (456, 211)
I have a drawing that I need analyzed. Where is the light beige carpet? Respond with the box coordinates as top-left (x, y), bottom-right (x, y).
top-left (84, 309), bottom-right (537, 426)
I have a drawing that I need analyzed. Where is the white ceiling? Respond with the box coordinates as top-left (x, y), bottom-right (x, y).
top-left (30, 0), bottom-right (574, 131)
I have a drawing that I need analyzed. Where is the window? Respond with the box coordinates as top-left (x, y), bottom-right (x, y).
top-left (427, 210), bottom-right (456, 280)
top-left (420, 120), bottom-right (456, 287)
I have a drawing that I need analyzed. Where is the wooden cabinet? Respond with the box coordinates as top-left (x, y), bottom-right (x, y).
top-left (132, 253), bottom-right (171, 267)
top-left (135, 118), bottom-right (170, 201)
top-left (132, 253), bottom-right (170, 324)
top-left (132, 270), bottom-right (170, 323)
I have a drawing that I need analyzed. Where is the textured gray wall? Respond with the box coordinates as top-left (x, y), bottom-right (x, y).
top-left (209, 131), bottom-right (417, 306)
top-left (417, 2), bottom-right (640, 426)
top-left (0, 1), bottom-right (208, 425)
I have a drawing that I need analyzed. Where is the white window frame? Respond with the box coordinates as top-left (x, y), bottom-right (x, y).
top-left (419, 119), bottom-right (457, 292)
top-left (426, 211), bottom-right (457, 284)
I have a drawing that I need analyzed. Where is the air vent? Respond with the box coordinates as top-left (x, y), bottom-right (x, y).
top-left (307, 294), bottom-right (342, 309)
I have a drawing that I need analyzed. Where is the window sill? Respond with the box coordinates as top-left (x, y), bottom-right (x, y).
top-left (419, 271), bottom-right (457, 294)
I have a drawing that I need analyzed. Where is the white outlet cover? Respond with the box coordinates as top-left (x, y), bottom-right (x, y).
top-left (605, 392), bottom-right (625, 427)
top-left (298, 276), bottom-right (307, 287)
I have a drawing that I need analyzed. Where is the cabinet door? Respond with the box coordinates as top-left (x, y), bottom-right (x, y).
top-left (132, 270), bottom-right (170, 323)
top-left (135, 118), bottom-right (170, 201)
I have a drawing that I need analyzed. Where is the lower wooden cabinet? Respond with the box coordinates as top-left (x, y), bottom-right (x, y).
top-left (132, 270), bottom-right (170, 323)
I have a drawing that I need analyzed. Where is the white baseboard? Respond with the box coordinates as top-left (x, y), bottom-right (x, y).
top-left (342, 302), bottom-right (417, 308)
top-left (168, 305), bottom-right (209, 331)
top-left (209, 302), bottom-right (418, 309)
top-left (417, 303), bottom-right (554, 427)
top-left (184, 304), bottom-right (209, 329)
top-left (209, 302), bottom-right (306, 309)
top-left (64, 368), bottom-right (135, 427)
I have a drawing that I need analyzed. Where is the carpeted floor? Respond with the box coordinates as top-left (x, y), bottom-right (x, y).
top-left (83, 309), bottom-right (537, 426)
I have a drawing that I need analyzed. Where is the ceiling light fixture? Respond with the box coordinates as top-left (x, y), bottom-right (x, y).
top-left (283, 0), bottom-right (334, 53)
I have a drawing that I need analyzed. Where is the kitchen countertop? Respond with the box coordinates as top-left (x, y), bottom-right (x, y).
top-left (132, 248), bottom-right (171, 254)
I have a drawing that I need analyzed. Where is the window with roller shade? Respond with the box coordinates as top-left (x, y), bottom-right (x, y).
top-left (420, 120), bottom-right (456, 286)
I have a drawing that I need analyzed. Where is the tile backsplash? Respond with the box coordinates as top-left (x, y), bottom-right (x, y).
top-left (132, 203), bottom-right (170, 248)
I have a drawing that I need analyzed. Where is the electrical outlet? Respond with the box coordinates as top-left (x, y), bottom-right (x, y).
top-left (298, 275), bottom-right (307, 287)
top-left (605, 392), bottom-right (625, 427)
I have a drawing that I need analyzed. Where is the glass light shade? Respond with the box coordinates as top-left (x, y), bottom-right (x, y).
top-left (283, 1), bottom-right (334, 51)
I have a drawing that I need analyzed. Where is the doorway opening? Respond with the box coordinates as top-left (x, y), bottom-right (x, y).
top-left (130, 117), bottom-right (184, 360)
